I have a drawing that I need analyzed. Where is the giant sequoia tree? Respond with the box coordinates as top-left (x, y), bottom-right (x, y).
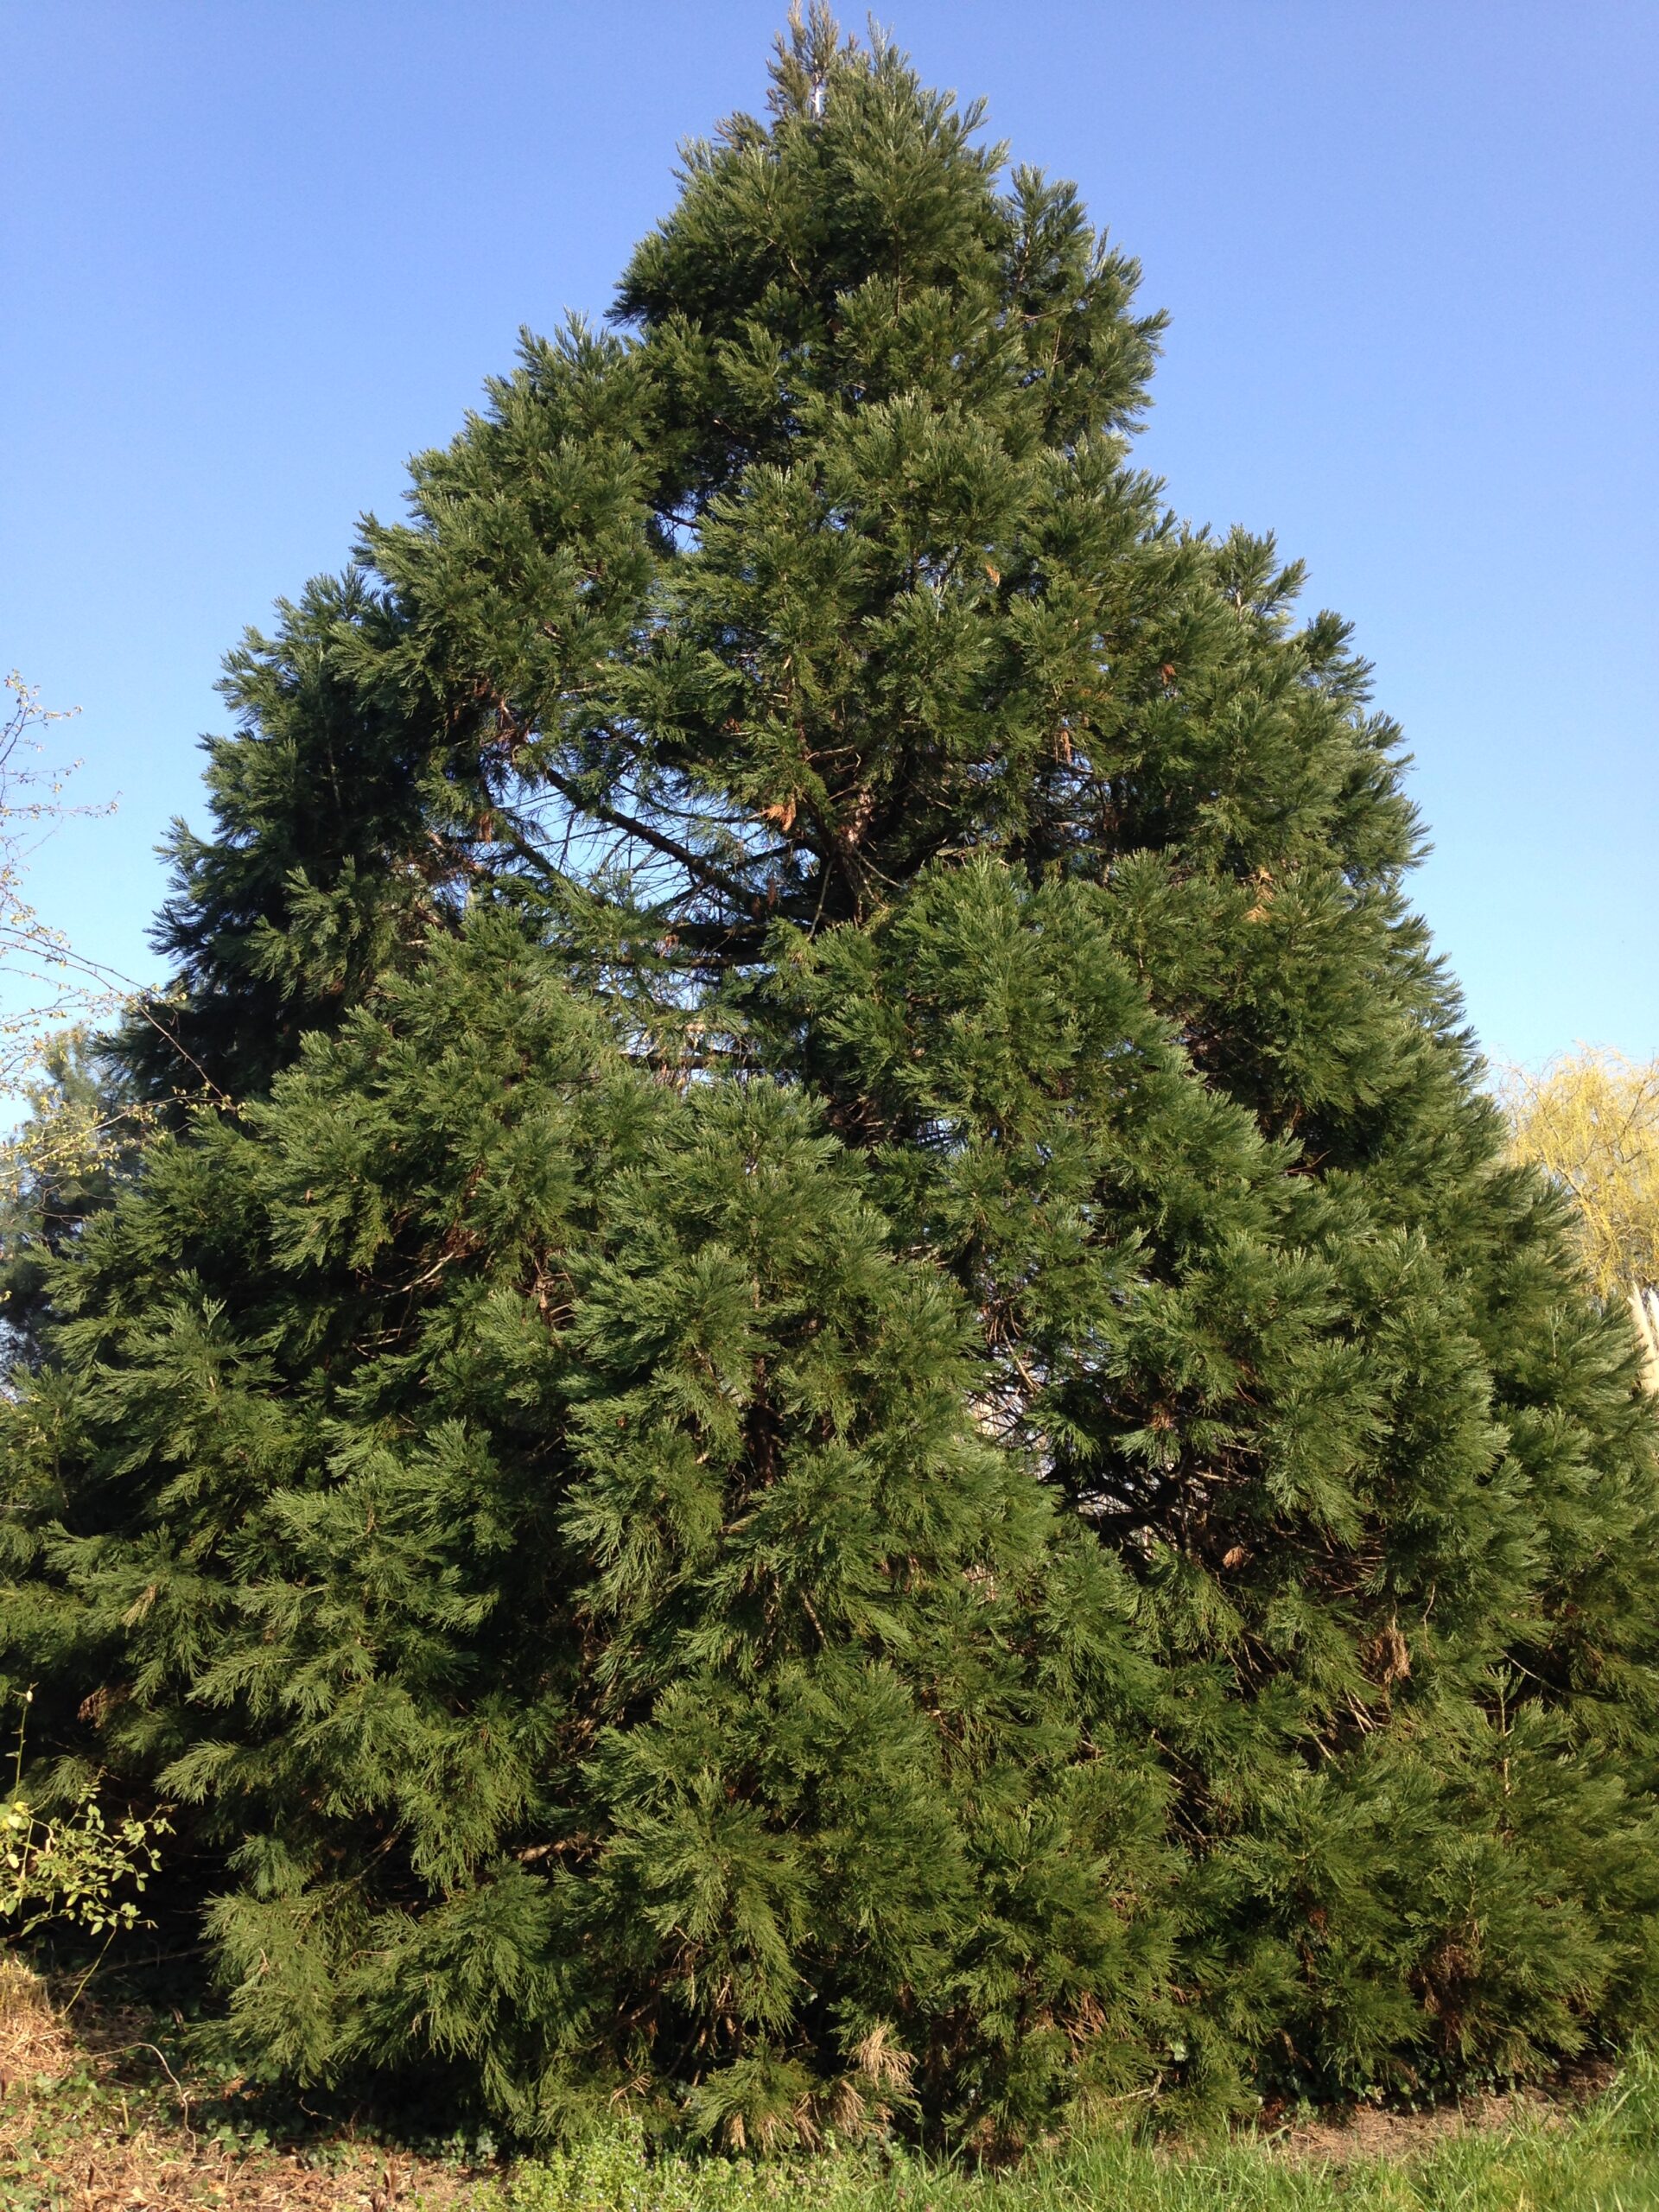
top-left (6, 10), bottom-right (1659, 2147)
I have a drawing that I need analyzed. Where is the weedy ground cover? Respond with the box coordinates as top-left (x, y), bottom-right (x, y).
top-left (4, 1962), bottom-right (1659, 2210)
top-left (472, 2080), bottom-right (1659, 2212)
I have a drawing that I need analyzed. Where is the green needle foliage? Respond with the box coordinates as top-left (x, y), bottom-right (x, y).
top-left (0, 1030), bottom-right (151, 1370)
top-left (5, 6), bottom-right (1659, 2152)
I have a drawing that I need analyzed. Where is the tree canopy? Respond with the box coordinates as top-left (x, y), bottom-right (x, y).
top-left (5, 8), bottom-right (1658, 2151)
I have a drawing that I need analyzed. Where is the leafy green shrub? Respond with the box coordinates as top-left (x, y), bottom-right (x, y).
top-left (2, 1690), bottom-right (168, 1996)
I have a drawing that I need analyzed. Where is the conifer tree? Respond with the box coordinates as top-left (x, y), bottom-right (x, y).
top-left (7, 6), bottom-right (1659, 2145)
top-left (0, 1032), bottom-right (147, 1371)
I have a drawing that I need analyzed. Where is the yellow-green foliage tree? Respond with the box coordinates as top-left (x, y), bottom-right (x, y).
top-left (1503, 1048), bottom-right (1659, 1388)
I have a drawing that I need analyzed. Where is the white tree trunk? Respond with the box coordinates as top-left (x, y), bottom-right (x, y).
top-left (1628, 1283), bottom-right (1659, 1395)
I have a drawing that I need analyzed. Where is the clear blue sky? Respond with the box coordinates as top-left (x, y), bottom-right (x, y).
top-left (4, 2), bottom-right (1655, 1071)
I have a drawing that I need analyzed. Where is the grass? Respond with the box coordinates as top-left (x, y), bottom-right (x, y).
top-left (472, 2083), bottom-right (1659, 2212)
top-left (4, 1956), bottom-right (1659, 2209)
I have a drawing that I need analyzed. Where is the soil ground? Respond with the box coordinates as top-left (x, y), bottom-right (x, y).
top-left (1, 1959), bottom-right (483, 2209)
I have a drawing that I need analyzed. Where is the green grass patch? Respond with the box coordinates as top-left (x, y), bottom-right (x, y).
top-left (475, 2063), bottom-right (1659, 2212)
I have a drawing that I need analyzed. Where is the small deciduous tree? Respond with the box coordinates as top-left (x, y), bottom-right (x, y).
top-left (1502, 1047), bottom-right (1659, 1388)
top-left (0, 677), bottom-right (151, 1372)
top-left (0, 673), bottom-right (116, 1097)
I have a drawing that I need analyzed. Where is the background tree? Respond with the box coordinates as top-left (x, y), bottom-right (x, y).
top-left (0, 1031), bottom-right (150, 1373)
top-left (1502, 1047), bottom-right (1659, 1388)
top-left (0, 672), bottom-right (116, 1095)
top-left (0, 674), bottom-right (153, 1373)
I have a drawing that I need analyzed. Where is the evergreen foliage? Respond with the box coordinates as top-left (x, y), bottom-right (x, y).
top-left (0, 1032), bottom-right (147, 1372)
top-left (6, 6), bottom-right (1659, 2148)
